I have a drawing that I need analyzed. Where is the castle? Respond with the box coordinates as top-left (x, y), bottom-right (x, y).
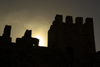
top-left (0, 15), bottom-right (100, 67)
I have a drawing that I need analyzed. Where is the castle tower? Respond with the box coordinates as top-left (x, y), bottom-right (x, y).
top-left (48, 14), bottom-right (96, 57)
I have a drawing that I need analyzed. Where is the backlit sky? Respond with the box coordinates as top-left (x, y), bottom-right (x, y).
top-left (0, 0), bottom-right (100, 51)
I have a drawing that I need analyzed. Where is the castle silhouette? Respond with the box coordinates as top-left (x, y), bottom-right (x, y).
top-left (0, 14), bottom-right (100, 67)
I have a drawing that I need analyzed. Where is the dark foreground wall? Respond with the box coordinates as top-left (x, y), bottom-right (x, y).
top-left (0, 43), bottom-right (100, 67)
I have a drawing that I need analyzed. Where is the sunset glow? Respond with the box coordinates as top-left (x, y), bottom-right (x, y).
top-left (35, 36), bottom-right (44, 46)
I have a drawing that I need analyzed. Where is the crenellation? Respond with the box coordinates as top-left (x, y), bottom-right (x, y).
top-left (51, 15), bottom-right (94, 29)
top-left (48, 14), bottom-right (96, 58)
top-left (66, 16), bottom-right (73, 24)
top-left (84, 18), bottom-right (93, 29)
top-left (75, 17), bottom-right (83, 25)
top-left (85, 18), bottom-right (93, 24)
top-left (55, 14), bottom-right (63, 22)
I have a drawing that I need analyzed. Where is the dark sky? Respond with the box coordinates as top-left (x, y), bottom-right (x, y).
top-left (0, 0), bottom-right (100, 51)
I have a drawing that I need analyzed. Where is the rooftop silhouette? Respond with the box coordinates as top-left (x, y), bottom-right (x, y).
top-left (0, 14), bottom-right (100, 67)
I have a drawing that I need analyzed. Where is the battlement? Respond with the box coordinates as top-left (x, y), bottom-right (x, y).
top-left (53, 14), bottom-right (93, 25)
top-left (75, 17), bottom-right (83, 25)
top-left (48, 14), bottom-right (95, 57)
top-left (66, 16), bottom-right (73, 24)
top-left (55, 14), bottom-right (63, 22)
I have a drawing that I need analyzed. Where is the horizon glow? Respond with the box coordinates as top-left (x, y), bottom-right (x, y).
top-left (34, 35), bottom-right (44, 46)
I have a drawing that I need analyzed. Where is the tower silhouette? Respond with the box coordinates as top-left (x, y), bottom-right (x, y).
top-left (48, 14), bottom-right (96, 57)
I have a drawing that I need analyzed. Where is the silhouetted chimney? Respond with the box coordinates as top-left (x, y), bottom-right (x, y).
top-left (3, 25), bottom-right (11, 37)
